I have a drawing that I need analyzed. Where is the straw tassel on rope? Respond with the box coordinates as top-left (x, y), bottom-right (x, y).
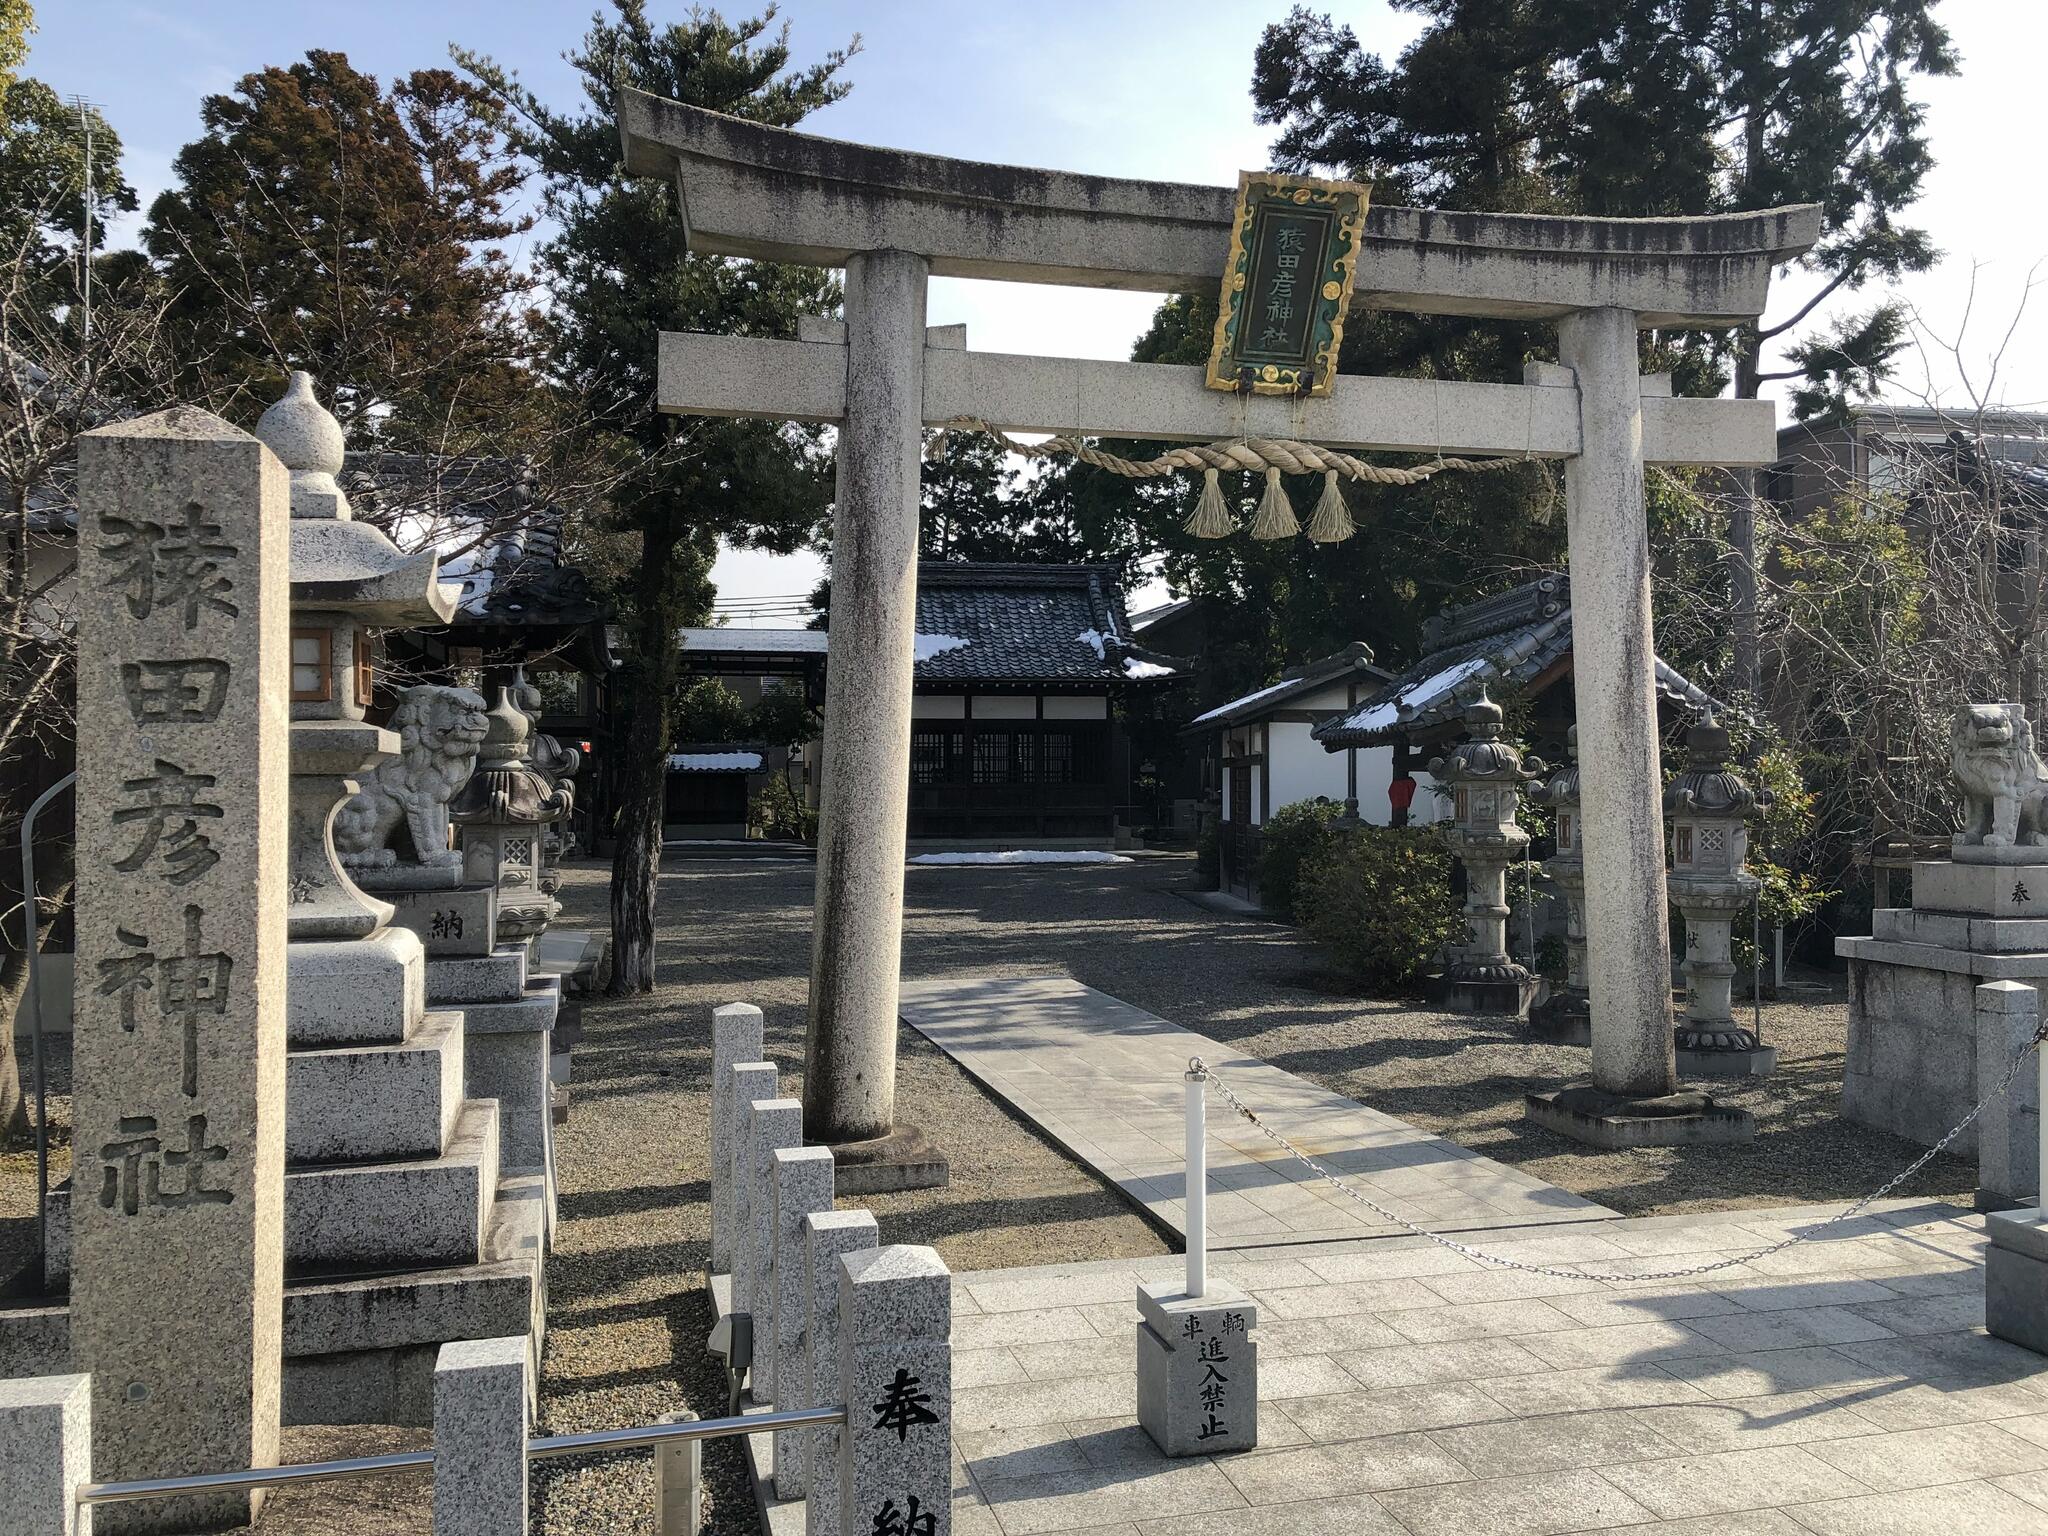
top-left (1184, 466), bottom-right (1236, 539)
top-left (1249, 466), bottom-right (1299, 539)
top-left (1304, 469), bottom-right (1354, 543)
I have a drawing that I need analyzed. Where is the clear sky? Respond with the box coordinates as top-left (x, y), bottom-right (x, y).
top-left (24, 0), bottom-right (2046, 613)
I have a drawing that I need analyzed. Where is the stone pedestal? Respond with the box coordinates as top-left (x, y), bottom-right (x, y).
top-left (1135, 1281), bottom-right (1257, 1456)
top-left (1988, 1209), bottom-right (2048, 1355)
top-left (1838, 861), bottom-right (2048, 1202)
top-left (1525, 1085), bottom-right (1754, 1148)
top-left (711, 1004), bottom-right (766, 1277)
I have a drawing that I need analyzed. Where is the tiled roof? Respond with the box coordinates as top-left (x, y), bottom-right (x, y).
top-left (1313, 574), bottom-right (1714, 746)
top-left (1188, 642), bottom-right (1388, 729)
top-left (911, 562), bottom-right (1182, 686)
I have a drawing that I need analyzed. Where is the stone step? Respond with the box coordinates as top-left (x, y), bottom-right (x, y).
top-left (458, 972), bottom-right (561, 1036)
top-left (7, 1168), bottom-right (547, 1430)
top-left (426, 945), bottom-right (529, 1005)
top-left (288, 928), bottom-right (425, 1048)
top-left (287, 1009), bottom-right (465, 1165)
top-left (284, 1098), bottom-right (500, 1273)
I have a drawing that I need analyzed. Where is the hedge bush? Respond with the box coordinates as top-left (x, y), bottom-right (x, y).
top-left (1298, 825), bottom-right (1465, 991)
top-left (1254, 798), bottom-right (1348, 921)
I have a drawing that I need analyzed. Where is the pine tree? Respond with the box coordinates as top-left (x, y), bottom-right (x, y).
top-left (457, 2), bottom-right (856, 991)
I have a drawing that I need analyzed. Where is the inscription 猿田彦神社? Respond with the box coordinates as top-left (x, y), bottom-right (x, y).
top-left (871, 1367), bottom-right (939, 1441)
top-left (96, 903), bottom-right (233, 1098)
top-left (112, 759), bottom-right (224, 885)
top-left (99, 501), bottom-right (241, 629)
top-left (97, 1112), bottom-right (233, 1216)
top-left (869, 1496), bottom-right (937, 1536)
top-left (121, 658), bottom-right (232, 723)
top-left (1204, 170), bottom-right (1370, 397)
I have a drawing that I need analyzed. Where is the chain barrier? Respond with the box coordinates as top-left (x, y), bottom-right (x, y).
top-left (1187, 1025), bottom-right (2045, 1285)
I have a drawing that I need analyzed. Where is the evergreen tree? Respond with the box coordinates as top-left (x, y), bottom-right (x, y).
top-left (457, 3), bottom-right (855, 990)
top-left (143, 51), bottom-right (533, 441)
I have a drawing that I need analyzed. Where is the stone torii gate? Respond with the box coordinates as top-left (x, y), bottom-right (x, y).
top-left (620, 88), bottom-right (1818, 1163)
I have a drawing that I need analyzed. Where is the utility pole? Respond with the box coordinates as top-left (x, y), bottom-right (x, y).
top-left (68, 97), bottom-right (95, 345)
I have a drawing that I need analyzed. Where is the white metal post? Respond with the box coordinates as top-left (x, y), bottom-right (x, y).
top-left (1185, 1062), bottom-right (1207, 1299)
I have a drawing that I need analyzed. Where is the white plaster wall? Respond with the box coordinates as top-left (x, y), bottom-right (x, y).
top-left (1267, 720), bottom-right (1349, 810)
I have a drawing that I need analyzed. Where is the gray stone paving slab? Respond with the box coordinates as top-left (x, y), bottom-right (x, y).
top-left (899, 975), bottom-right (1616, 1247)
top-left (1786, 1479), bottom-right (2048, 1535)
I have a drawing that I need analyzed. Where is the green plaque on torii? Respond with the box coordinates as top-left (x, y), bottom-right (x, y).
top-left (1205, 171), bottom-right (1371, 398)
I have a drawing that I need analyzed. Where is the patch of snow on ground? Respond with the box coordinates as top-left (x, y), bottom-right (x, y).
top-left (914, 633), bottom-right (970, 662)
top-left (909, 850), bottom-right (1132, 866)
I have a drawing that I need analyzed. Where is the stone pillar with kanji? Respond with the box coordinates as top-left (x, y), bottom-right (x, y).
top-left (74, 406), bottom-right (291, 1532)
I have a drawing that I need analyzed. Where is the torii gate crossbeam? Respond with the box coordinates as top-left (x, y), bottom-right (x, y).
top-left (620, 86), bottom-right (1819, 1165)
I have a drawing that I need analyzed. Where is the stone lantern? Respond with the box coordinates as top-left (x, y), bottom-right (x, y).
top-left (1530, 725), bottom-right (1590, 1041)
top-left (1428, 688), bottom-right (1546, 1014)
top-left (451, 686), bottom-right (575, 949)
top-left (1666, 711), bottom-right (1776, 1075)
top-left (257, 371), bottom-right (454, 970)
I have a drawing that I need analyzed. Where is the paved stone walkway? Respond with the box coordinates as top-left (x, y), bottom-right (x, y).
top-left (899, 975), bottom-right (1612, 1249)
top-left (943, 1202), bottom-right (2038, 1536)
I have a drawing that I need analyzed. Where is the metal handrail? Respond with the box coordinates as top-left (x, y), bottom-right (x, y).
top-left (19, 769), bottom-right (76, 1269)
top-left (76, 1403), bottom-right (847, 1506)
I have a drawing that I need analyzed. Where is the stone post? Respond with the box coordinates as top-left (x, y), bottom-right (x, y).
top-left (1556, 307), bottom-right (1677, 1100)
top-left (803, 1209), bottom-right (879, 1536)
top-left (74, 407), bottom-right (291, 1533)
top-left (710, 1004), bottom-right (766, 1276)
top-left (728, 1062), bottom-right (778, 1315)
top-left (652, 1411), bottom-right (700, 1536)
top-left (1977, 981), bottom-right (2041, 1206)
top-left (837, 1246), bottom-right (951, 1536)
top-left (1530, 726), bottom-right (1590, 1042)
top-left (0, 1373), bottom-right (92, 1536)
top-left (743, 1097), bottom-right (803, 1404)
top-left (771, 1146), bottom-right (836, 1498)
top-left (432, 1336), bottom-right (529, 1536)
top-left (805, 248), bottom-right (947, 1192)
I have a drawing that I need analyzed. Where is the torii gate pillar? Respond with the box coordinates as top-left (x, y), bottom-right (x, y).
top-left (804, 249), bottom-right (947, 1182)
top-left (1558, 308), bottom-right (1674, 1098)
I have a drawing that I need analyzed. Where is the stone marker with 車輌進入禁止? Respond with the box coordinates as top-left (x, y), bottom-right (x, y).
top-left (1136, 1279), bottom-right (1258, 1456)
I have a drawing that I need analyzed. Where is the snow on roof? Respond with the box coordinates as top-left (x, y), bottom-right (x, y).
top-left (1123, 657), bottom-right (1175, 679)
top-left (914, 634), bottom-right (970, 662)
top-left (1191, 675), bottom-right (1301, 725)
top-left (667, 751), bottom-right (764, 772)
top-left (1337, 656), bottom-right (1493, 736)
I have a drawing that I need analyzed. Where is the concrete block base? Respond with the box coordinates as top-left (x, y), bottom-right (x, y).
top-left (1988, 1213), bottom-right (2048, 1356)
top-left (1135, 1281), bottom-right (1257, 1456)
top-left (1525, 1085), bottom-right (1756, 1148)
top-left (1430, 971), bottom-right (1539, 1016)
top-left (285, 1099), bottom-right (499, 1271)
top-left (287, 1009), bottom-right (465, 1164)
top-left (287, 928), bottom-right (424, 1046)
top-left (1676, 1042), bottom-right (1779, 1078)
top-left (827, 1124), bottom-right (950, 1194)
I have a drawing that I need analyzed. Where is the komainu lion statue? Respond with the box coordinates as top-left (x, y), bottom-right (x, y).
top-left (333, 685), bottom-right (491, 867)
top-left (1951, 701), bottom-right (2048, 851)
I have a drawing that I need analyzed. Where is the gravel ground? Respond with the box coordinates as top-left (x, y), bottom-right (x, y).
top-left (0, 848), bottom-right (1975, 1535)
